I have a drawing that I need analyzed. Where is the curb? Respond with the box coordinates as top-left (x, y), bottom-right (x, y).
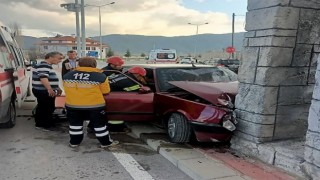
top-left (129, 123), bottom-right (297, 180)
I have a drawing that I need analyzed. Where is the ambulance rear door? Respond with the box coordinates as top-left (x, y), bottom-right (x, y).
top-left (1, 27), bottom-right (29, 108)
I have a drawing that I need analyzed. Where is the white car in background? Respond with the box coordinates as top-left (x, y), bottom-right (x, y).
top-left (179, 57), bottom-right (196, 64)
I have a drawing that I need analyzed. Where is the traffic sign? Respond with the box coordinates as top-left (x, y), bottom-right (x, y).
top-left (226, 46), bottom-right (236, 54)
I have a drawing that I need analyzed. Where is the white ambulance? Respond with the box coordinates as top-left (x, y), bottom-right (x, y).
top-left (0, 22), bottom-right (30, 128)
top-left (147, 49), bottom-right (178, 63)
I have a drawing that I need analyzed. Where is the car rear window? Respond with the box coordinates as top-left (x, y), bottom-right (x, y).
top-left (156, 67), bottom-right (238, 92)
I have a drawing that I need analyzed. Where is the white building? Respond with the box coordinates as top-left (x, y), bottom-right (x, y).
top-left (38, 35), bottom-right (109, 58)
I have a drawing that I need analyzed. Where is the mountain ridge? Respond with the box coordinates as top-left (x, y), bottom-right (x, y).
top-left (21, 32), bottom-right (245, 55)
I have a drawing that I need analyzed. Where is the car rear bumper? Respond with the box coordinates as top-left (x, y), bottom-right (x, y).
top-left (190, 121), bottom-right (233, 142)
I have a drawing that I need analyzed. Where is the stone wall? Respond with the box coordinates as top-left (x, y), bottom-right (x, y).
top-left (232, 0), bottom-right (320, 178)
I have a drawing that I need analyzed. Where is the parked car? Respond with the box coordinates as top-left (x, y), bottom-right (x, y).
top-left (179, 57), bottom-right (196, 64)
top-left (216, 59), bottom-right (240, 73)
top-left (204, 58), bottom-right (221, 66)
top-left (58, 64), bottom-right (238, 143)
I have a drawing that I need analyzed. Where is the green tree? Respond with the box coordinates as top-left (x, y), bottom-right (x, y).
top-left (124, 49), bottom-right (131, 57)
top-left (107, 48), bottom-right (114, 57)
top-left (140, 53), bottom-right (146, 57)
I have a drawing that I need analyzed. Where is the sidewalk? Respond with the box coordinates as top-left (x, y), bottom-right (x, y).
top-left (129, 123), bottom-right (298, 180)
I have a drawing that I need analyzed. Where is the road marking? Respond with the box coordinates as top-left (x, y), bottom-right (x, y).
top-left (112, 152), bottom-right (154, 180)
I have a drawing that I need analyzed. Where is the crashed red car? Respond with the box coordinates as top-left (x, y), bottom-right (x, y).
top-left (104, 64), bottom-right (238, 143)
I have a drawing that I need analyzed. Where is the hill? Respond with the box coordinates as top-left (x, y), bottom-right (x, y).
top-left (21, 33), bottom-right (244, 55)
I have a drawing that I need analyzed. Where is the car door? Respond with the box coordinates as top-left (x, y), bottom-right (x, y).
top-left (105, 73), bottom-right (154, 121)
top-left (6, 43), bottom-right (29, 108)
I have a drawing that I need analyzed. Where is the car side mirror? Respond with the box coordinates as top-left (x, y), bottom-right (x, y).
top-left (139, 86), bottom-right (151, 94)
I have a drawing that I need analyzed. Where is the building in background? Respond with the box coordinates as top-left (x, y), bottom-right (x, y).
top-left (38, 35), bottom-right (109, 58)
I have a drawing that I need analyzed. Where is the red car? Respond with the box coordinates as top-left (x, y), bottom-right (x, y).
top-left (104, 64), bottom-right (238, 143)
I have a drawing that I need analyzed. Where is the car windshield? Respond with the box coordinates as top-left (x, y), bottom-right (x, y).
top-left (156, 67), bottom-right (238, 92)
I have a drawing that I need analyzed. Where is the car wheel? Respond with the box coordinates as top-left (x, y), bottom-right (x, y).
top-left (167, 113), bottom-right (191, 143)
top-left (0, 101), bottom-right (16, 128)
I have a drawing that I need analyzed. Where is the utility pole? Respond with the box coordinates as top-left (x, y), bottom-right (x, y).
top-left (232, 13), bottom-right (235, 59)
top-left (86, 2), bottom-right (115, 59)
top-left (75, 0), bottom-right (81, 56)
top-left (188, 22), bottom-right (209, 58)
top-left (81, 0), bottom-right (86, 57)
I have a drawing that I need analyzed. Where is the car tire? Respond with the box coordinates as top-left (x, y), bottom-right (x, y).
top-left (0, 101), bottom-right (16, 128)
top-left (167, 113), bottom-right (191, 143)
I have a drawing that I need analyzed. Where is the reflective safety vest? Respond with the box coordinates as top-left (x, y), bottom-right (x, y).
top-left (63, 67), bottom-right (110, 109)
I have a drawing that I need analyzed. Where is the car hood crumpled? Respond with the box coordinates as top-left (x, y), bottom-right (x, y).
top-left (168, 81), bottom-right (238, 105)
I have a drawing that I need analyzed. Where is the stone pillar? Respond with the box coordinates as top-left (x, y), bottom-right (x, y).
top-left (232, 0), bottom-right (319, 178)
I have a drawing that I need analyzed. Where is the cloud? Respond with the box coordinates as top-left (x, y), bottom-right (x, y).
top-left (0, 0), bottom-right (245, 37)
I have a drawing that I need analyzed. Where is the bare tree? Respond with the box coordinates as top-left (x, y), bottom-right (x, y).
top-left (10, 22), bottom-right (23, 48)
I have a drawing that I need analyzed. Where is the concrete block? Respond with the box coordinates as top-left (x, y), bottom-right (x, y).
top-left (278, 86), bottom-right (313, 105)
top-left (291, 0), bottom-right (320, 9)
top-left (178, 158), bottom-right (238, 180)
top-left (244, 31), bottom-right (256, 38)
top-left (237, 119), bottom-right (274, 138)
top-left (274, 152), bottom-right (305, 177)
top-left (235, 109), bottom-right (275, 125)
top-left (304, 146), bottom-right (320, 168)
top-left (314, 45), bottom-right (320, 53)
top-left (256, 29), bottom-right (297, 37)
top-left (301, 162), bottom-right (320, 180)
top-left (246, 7), bottom-right (299, 31)
top-left (243, 38), bottom-right (249, 47)
top-left (305, 131), bottom-right (320, 150)
top-left (231, 136), bottom-right (260, 155)
top-left (308, 67), bottom-right (316, 84)
top-left (311, 52), bottom-right (319, 67)
top-left (292, 44), bottom-right (313, 66)
top-left (248, 36), bottom-right (296, 47)
top-left (307, 100), bottom-right (320, 132)
top-left (273, 104), bottom-right (309, 140)
top-left (238, 47), bottom-right (259, 83)
top-left (248, 0), bottom-right (290, 10)
top-left (255, 67), bottom-right (309, 86)
top-left (233, 131), bottom-right (273, 144)
top-left (311, 71), bottom-right (320, 100)
top-left (257, 144), bottom-right (276, 164)
top-left (235, 84), bottom-right (278, 114)
top-left (258, 47), bottom-right (293, 67)
top-left (159, 147), bottom-right (207, 166)
top-left (297, 9), bottom-right (320, 44)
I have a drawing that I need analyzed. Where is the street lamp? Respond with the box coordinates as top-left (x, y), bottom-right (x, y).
top-left (86, 2), bottom-right (115, 59)
top-left (60, 1), bottom-right (81, 56)
top-left (188, 22), bottom-right (209, 58)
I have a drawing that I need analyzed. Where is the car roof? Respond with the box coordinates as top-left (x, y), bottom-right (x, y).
top-left (123, 64), bottom-right (214, 69)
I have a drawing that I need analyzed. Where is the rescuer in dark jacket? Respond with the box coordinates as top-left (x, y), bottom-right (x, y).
top-left (109, 66), bottom-right (147, 91)
top-left (101, 56), bottom-right (124, 77)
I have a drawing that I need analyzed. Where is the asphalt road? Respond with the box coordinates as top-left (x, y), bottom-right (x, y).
top-left (0, 101), bottom-right (191, 180)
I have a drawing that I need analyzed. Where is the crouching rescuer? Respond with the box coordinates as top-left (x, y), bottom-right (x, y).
top-left (62, 57), bottom-right (119, 148)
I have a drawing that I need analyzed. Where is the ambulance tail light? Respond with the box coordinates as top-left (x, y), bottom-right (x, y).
top-left (15, 87), bottom-right (21, 94)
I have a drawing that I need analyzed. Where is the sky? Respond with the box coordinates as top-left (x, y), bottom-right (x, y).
top-left (0, 0), bottom-right (247, 37)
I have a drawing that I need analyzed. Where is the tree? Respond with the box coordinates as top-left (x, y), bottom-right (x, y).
top-left (10, 22), bottom-right (23, 48)
top-left (140, 53), bottom-right (146, 57)
top-left (107, 48), bottom-right (114, 57)
top-left (124, 49), bottom-right (131, 57)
